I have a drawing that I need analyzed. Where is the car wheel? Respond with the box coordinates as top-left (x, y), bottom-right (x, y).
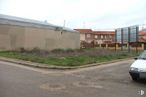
top-left (132, 77), bottom-right (138, 81)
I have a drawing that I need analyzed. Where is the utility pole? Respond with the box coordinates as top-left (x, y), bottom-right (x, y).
top-left (115, 29), bottom-right (117, 51)
top-left (136, 26), bottom-right (139, 53)
top-left (121, 29), bottom-right (124, 51)
top-left (128, 27), bottom-right (130, 52)
top-left (63, 20), bottom-right (66, 28)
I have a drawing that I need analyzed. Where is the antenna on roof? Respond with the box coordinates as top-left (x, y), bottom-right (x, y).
top-left (83, 22), bottom-right (86, 28)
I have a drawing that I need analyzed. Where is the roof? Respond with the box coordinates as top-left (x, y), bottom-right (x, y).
top-left (0, 14), bottom-right (77, 33)
top-left (139, 37), bottom-right (146, 42)
top-left (93, 31), bottom-right (115, 35)
top-left (74, 29), bottom-right (93, 33)
top-left (74, 29), bottom-right (115, 35)
top-left (139, 29), bottom-right (146, 35)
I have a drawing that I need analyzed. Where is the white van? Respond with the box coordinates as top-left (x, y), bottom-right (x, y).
top-left (129, 50), bottom-right (146, 81)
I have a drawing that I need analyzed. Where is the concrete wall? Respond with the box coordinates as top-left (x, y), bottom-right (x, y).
top-left (0, 24), bottom-right (80, 51)
top-left (0, 24), bottom-right (25, 50)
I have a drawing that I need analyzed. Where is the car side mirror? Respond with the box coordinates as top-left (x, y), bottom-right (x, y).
top-left (134, 57), bottom-right (138, 60)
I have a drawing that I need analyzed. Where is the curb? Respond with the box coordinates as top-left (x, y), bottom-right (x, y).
top-left (0, 56), bottom-right (134, 70)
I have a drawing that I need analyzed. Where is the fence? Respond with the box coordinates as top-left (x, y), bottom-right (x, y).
top-left (80, 41), bottom-right (145, 51)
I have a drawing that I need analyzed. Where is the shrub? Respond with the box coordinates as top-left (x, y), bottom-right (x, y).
top-left (51, 49), bottom-right (65, 53)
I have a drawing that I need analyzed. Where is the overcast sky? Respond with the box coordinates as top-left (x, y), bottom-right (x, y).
top-left (0, 0), bottom-right (146, 30)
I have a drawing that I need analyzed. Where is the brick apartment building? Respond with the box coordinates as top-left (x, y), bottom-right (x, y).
top-left (74, 29), bottom-right (115, 44)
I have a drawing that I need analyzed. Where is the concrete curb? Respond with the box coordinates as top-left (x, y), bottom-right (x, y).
top-left (0, 56), bottom-right (134, 70)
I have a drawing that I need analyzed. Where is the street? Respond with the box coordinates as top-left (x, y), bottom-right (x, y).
top-left (0, 60), bottom-right (146, 97)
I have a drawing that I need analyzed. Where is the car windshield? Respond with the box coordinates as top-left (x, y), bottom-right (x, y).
top-left (138, 51), bottom-right (146, 60)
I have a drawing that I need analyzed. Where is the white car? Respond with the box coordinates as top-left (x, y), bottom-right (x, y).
top-left (129, 50), bottom-right (146, 81)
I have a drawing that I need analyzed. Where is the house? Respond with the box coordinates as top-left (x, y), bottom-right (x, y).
top-left (139, 29), bottom-right (146, 42)
top-left (74, 29), bottom-right (93, 43)
top-left (74, 29), bottom-right (115, 44)
top-left (0, 14), bottom-right (80, 51)
top-left (92, 31), bottom-right (115, 44)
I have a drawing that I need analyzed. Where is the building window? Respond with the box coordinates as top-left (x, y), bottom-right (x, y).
top-left (109, 35), bottom-right (112, 38)
top-left (87, 34), bottom-right (91, 38)
top-left (95, 35), bottom-right (98, 38)
top-left (101, 35), bottom-right (103, 39)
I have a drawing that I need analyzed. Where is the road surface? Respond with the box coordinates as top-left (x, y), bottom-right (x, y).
top-left (0, 60), bottom-right (146, 97)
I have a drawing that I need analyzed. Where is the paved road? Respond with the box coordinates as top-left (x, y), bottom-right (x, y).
top-left (0, 60), bottom-right (146, 97)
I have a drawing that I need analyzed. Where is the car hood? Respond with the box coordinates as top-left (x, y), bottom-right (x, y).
top-left (131, 59), bottom-right (146, 69)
